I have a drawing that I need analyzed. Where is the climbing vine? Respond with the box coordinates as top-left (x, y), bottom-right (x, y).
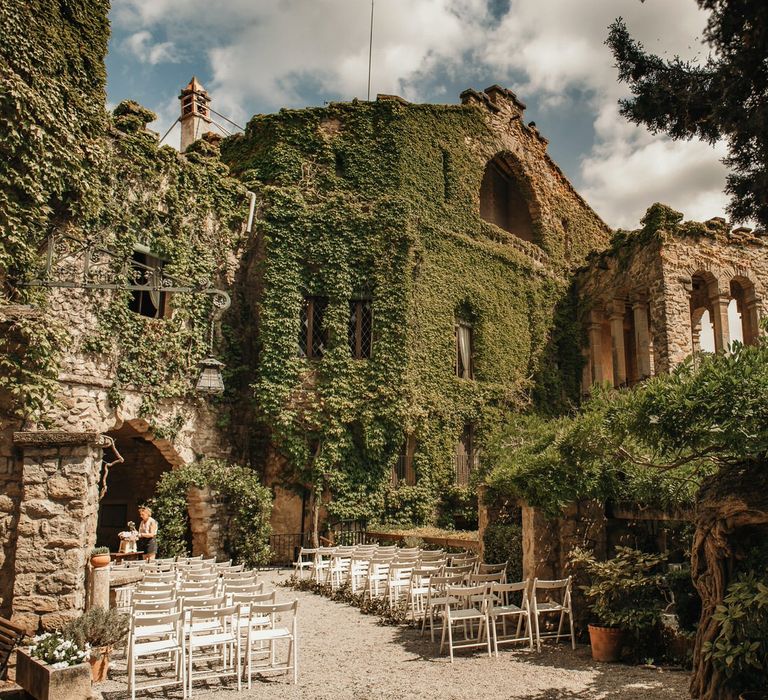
top-left (221, 99), bottom-right (608, 527)
top-left (150, 459), bottom-right (273, 567)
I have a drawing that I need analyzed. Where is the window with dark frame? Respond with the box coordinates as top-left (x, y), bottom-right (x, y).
top-left (298, 296), bottom-right (328, 359)
top-left (455, 424), bottom-right (476, 485)
top-left (348, 299), bottom-right (373, 359)
top-left (128, 251), bottom-right (169, 319)
top-left (455, 320), bottom-right (473, 379)
top-left (392, 435), bottom-right (416, 486)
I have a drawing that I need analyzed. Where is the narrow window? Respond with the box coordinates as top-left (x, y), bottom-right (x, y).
top-left (392, 435), bottom-right (416, 486)
top-left (441, 149), bottom-right (451, 201)
top-left (298, 296), bottom-right (328, 359)
top-left (348, 299), bottom-right (373, 359)
top-left (479, 156), bottom-right (535, 243)
top-left (455, 424), bottom-right (475, 485)
top-left (455, 320), bottom-right (473, 379)
top-left (129, 251), bottom-right (169, 318)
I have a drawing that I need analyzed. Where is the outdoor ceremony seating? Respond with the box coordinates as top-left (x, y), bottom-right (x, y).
top-left (530, 577), bottom-right (575, 652)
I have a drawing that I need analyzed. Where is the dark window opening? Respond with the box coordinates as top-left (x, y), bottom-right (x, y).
top-left (441, 149), bottom-right (451, 201)
top-left (479, 157), bottom-right (535, 243)
top-left (335, 151), bottom-right (346, 178)
top-left (299, 296), bottom-right (328, 359)
top-left (348, 299), bottom-right (373, 359)
top-left (129, 251), bottom-right (169, 318)
top-left (455, 320), bottom-right (474, 379)
top-left (392, 435), bottom-right (416, 486)
top-left (455, 424), bottom-right (476, 485)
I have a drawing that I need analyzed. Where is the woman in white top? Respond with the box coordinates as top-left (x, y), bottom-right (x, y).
top-left (137, 506), bottom-right (159, 561)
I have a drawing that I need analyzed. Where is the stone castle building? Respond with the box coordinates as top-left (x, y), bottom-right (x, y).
top-left (1, 1), bottom-right (767, 635)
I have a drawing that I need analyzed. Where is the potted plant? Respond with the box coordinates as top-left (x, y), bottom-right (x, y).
top-left (89, 546), bottom-right (111, 569)
top-left (16, 632), bottom-right (91, 700)
top-left (570, 546), bottom-right (668, 662)
top-left (62, 608), bottom-right (129, 683)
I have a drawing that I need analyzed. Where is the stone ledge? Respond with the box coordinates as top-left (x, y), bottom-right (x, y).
top-left (13, 431), bottom-right (102, 447)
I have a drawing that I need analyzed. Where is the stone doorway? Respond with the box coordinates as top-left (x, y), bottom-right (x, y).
top-left (95, 420), bottom-right (180, 551)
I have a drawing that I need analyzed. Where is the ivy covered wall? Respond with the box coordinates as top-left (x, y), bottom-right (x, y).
top-left (221, 88), bottom-right (611, 531)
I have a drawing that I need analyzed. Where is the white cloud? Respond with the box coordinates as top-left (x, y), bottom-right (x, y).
top-left (123, 30), bottom-right (180, 65)
top-left (111, 0), bottom-right (730, 227)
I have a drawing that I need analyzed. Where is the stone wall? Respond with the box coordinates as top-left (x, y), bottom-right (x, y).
top-left (578, 211), bottom-right (768, 391)
top-left (6, 433), bottom-right (102, 633)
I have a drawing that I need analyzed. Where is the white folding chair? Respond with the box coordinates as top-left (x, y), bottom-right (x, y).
top-left (386, 561), bottom-right (416, 607)
top-left (530, 577), bottom-right (575, 652)
top-left (186, 605), bottom-right (241, 697)
top-left (439, 585), bottom-right (492, 662)
top-left (421, 574), bottom-right (465, 641)
top-left (127, 610), bottom-right (184, 700)
top-left (488, 581), bottom-right (533, 654)
top-left (244, 600), bottom-right (299, 686)
top-left (478, 562), bottom-right (508, 578)
top-left (365, 556), bottom-right (393, 600)
top-left (293, 547), bottom-right (318, 580)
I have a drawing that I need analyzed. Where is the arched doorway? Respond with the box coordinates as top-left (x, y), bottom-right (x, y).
top-left (95, 420), bottom-right (182, 551)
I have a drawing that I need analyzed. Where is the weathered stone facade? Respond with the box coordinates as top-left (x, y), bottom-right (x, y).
top-left (577, 209), bottom-right (768, 392)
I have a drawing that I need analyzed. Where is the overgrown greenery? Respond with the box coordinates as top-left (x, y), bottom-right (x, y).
top-left (221, 98), bottom-right (608, 530)
top-left (608, 1), bottom-right (768, 226)
top-left (570, 546), bottom-right (669, 632)
top-left (482, 522), bottom-right (523, 583)
top-left (62, 608), bottom-right (129, 652)
top-left (150, 459), bottom-right (273, 568)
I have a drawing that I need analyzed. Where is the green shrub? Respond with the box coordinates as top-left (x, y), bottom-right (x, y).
top-left (90, 546), bottom-right (109, 557)
top-left (63, 608), bottom-right (128, 652)
top-left (437, 485), bottom-right (478, 530)
top-left (483, 522), bottom-right (523, 582)
top-left (703, 572), bottom-right (768, 693)
top-left (150, 459), bottom-right (272, 568)
top-left (569, 546), bottom-right (668, 632)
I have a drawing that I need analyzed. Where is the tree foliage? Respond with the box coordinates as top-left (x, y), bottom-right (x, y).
top-left (607, 2), bottom-right (768, 225)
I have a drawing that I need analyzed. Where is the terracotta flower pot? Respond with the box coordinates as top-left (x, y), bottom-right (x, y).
top-left (588, 624), bottom-right (624, 662)
top-left (90, 554), bottom-right (111, 569)
top-left (89, 647), bottom-right (111, 683)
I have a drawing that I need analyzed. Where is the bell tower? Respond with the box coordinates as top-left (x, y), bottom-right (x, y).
top-left (178, 76), bottom-right (211, 152)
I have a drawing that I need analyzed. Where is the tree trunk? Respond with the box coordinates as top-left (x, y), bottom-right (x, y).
top-left (689, 460), bottom-right (768, 700)
top-left (311, 491), bottom-right (320, 548)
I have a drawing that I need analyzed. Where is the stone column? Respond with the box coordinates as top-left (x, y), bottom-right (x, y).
top-left (521, 504), bottom-right (559, 581)
top-left (632, 299), bottom-right (652, 378)
top-left (10, 432), bottom-right (103, 633)
top-left (743, 298), bottom-right (761, 345)
top-left (609, 304), bottom-right (627, 387)
top-left (88, 566), bottom-right (111, 610)
top-left (588, 316), bottom-right (606, 386)
top-left (710, 294), bottom-right (731, 353)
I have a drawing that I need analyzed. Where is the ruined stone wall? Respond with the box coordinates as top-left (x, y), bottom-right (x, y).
top-left (577, 208), bottom-right (768, 390)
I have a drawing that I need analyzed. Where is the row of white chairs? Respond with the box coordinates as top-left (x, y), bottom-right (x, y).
top-left (120, 567), bottom-right (299, 697)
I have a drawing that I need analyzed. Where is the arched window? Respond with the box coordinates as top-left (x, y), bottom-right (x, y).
top-left (479, 156), bottom-right (535, 243)
top-left (689, 272), bottom-right (718, 353)
top-left (729, 277), bottom-right (759, 345)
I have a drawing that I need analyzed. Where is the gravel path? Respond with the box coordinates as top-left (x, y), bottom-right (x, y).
top-left (98, 569), bottom-right (691, 700)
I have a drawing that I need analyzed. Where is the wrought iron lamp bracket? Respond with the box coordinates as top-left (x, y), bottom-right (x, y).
top-left (19, 231), bottom-right (231, 310)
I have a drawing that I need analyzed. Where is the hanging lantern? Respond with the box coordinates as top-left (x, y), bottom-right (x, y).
top-left (196, 357), bottom-right (225, 395)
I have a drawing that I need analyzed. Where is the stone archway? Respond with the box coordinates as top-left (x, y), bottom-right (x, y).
top-left (95, 418), bottom-right (184, 551)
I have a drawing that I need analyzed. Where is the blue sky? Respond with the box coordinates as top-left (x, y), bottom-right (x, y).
top-left (106, 0), bottom-right (729, 229)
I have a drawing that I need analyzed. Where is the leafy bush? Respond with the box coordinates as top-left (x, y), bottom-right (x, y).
top-left (437, 485), bottom-right (478, 530)
top-left (62, 608), bottom-right (128, 652)
top-left (569, 546), bottom-right (668, 632)
top-left (703, 573), bottom-right (768, 693)
top-left (150, 459), bottom-right (273, 568)
top-left (483, 522), bottom-right (523, 582)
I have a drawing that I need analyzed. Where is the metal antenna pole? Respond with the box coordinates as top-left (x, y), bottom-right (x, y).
top-left (367, 0), bottom-right (374, 101)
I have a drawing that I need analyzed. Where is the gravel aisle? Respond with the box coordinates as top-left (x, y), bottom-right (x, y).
top-left (99, 569), bottom-right (690, 700)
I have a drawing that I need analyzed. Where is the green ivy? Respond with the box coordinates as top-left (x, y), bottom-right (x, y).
top-left (221, 98), bottom-right (609, 527)
top-left (150, 459), bottom-right (273, 568)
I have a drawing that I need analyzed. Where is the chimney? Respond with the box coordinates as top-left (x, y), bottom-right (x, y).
top-left (178, 76), bottom-right (211, 152)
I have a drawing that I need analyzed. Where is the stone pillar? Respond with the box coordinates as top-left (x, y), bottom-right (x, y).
top-left (87, 566), bottom-right (110, 610)
top-left (632, 299), bottom-right (652, 378)
top-left (477, 485), bottom-right (489, 562)
top-left (743, 298), bottom-right (761, 345)
top-left (588, 316), bottom-right (606, 386)
top-left (710, 293), bottom-right (731, 353)
top-left (10, 432), bottom-right (103, 633)
top-left (609, 304), bottom-right (627, 387)
top-left (521, 504), bottom-right (559, 581)
top-left (187, 486), bottom-right (227, 559)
